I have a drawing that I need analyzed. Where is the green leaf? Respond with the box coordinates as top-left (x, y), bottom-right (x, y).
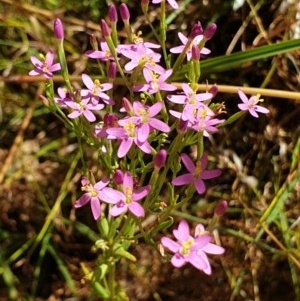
top-left (113, 244), bottom-right (136, 262)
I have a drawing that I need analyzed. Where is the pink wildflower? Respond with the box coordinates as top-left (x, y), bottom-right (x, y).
top-left (172, 153), bottom-right (221, 194)
top-left (170, 32), bottom-right (210, 61)
top-left (54, 87), bottom-right (73, 108)
top-left (161, 220), bottom-right (211, 271)
top-left (29, 50), bottom-right (61, 79)
top-left (85, 39), bottom-right (115, 61)
top-left (101, 172), bottom-right (150, 217)
top-left (134, 69), bottom-right (177, 94)
top-left (65, 96), bottom-right (104, 122)
top-left (106, 119), bottom-right (152, 158)
top-left (129, 101), bottom-right (170, 142)
top-left (74, 177), bottom-right (110, 220)
top-left (120, 43), bottom-right (164, 74)
top-left (237, 90), bottom-right (269, 118)
top-left (81, 74), bottom-right (114, 105)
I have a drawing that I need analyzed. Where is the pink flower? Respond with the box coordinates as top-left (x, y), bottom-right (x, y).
top-left (65, 96), bottom-right (104, 122)
top-left (172, 153), bottom-right (221, 194)
top-left (170, 32), bottom-right (210, 61)
top-left (129, 101), bottom-right (170, 143)
top-left (161, 220), bottom-right (224, 273)
top-left (74, 177), bottom-right (110, 220)
top-left (194, 224), bottom-right (225, 275)
top-left (29, 50), bottom-right (61, 79)
top-left (120, 43), bottom-right (164, 74)
top-left (85, 39), bottom-right (115, 61)
top-left (152, 0), bottom-right (179, 9)
top-left (237, 90), bottom-right (269, 118)
top-left (81, 74), bottom-right (114, 105)
top-left (161, 220), bottom-right (211, 271)
top-left (54, 87), bottom-right (73, 108)
top-left (134, 69), bottom-right (177, 94)
top-left (168, 84), bottom-right (213, 122)
top-left (189, 106), bottom-right (224, 136)
top-left (101, 172), bottom-right (150, 217)
top-left (106, 119), bottom-right (152, 158)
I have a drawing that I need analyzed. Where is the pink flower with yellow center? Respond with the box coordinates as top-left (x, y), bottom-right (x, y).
top-left (29, 50), bottom-right (61, 79)
top-left (172, 153), bottom-right (221, 194)
top-left (101, 172), bottom-right (150, 217)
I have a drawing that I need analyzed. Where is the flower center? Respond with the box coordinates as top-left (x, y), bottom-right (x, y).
top-left (125, 186), bottom-right (132, 204)
top-left (180, 237), bottom-right (194, 256)
top-left (138, 108), bottom-right (150, 123)
top-left (193, 161), bottom-right (202, 179)
top-left (124, 121), bottom-right (136, 138)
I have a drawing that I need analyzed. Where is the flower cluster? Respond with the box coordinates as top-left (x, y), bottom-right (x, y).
top-left (28, 0), bottom-right (270, 280)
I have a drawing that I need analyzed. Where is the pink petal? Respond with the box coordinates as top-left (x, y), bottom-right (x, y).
top-left (90, 197), bottom-right (101, 220)
top-left (201, 169), bottom-right (221, 180)
top-left (128, 201), bottom-right (145, 217)
top-left (172, 173), bottom-right (194, 186)
top-left (238, 90), bottom-right (249, 104)
top-left (194, 178), bottom-right (206, 194)
top-left (132, 185), bottom-right (150, 201)
top-left (149, 118), bottom-right (170, 132)
top-left (123, 172), bottom-right (133, 191)
top-left (148, 102), bottom-right (163, 116)
top-left (174, 220), bottom-right (190, 241)
top-left (202, 243), bottom-right (225, 255)
top-left (118, 139), bottom-right (133, 158)
top-left (83, 110), bottom-right (96, 122)
top-left (181, 153), bottom-right (195, 173)
top-left (74, 194), bottom-right (90, 208)
top-left (161, 237), bottom-right (180, 253)
top-left (171, 253), bottom-right (186, 268)
top-left (110, 202), bottom-right (127, 216)
top-left (82, 73), bottom-right (94, 90)
top-left (187, 252), bottom-right (207, 270)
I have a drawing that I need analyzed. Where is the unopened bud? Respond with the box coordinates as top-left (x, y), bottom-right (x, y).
top-left (122, 97), bottom-right (133, 115)
top-left (154, 149), bottom-right (167, 169)
top-left (103, 113), bottom-right (118, 127)
top-left (120, 3), bottom-right (130, 22)
top-left (108, 4), bottom-right (118, 23)
top-left (204, 23), bottom-right (217, 40)
top-left (191, 44), bottom-right (200, 61)
top-left (100, 19), bottom-right (111, 37)
top-left (108, 62), bottom-right (117, 79)
top-left (54, 18), bottom-right (64, 40)
top-left (214, 200), bottom-right (228, 216)
top-left (209, 84), bottom-right (218, 98)
top-left (189, 21), bottom-right (203, 39)
top-left (113, 169), bottom-right (124, 185)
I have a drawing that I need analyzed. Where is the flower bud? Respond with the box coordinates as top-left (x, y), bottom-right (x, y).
top-left (189, 21), bottom-right (203, 39)
top-left (54, 18), bottom-right (64, 40)
top-left (214, 200), bottom-right (228, 216)
top-left (204, 23), bottom-right (217, 40)
top-left (122, 97), bottom-right (133, 115)
top-left (209, 84), bottom-right (218, 98)
top-left (113, 169), bottom-right (124, 185)
top-left (154, 149), bottom-right (167, 169)
top-left (120, 3), bottom-right (130, 22)
top-left (100, 19), bottom-right (111, 37)
top-left (108, 62), bottom-right (117, 79)
top-left (191, 44), bottom-right (200, 61)
top-left (103, 113), bottom-right (118, 127)
top-left (108, 4), bottom-right (118, 23)
top-left (141, 0), bottom-right (149, 13)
